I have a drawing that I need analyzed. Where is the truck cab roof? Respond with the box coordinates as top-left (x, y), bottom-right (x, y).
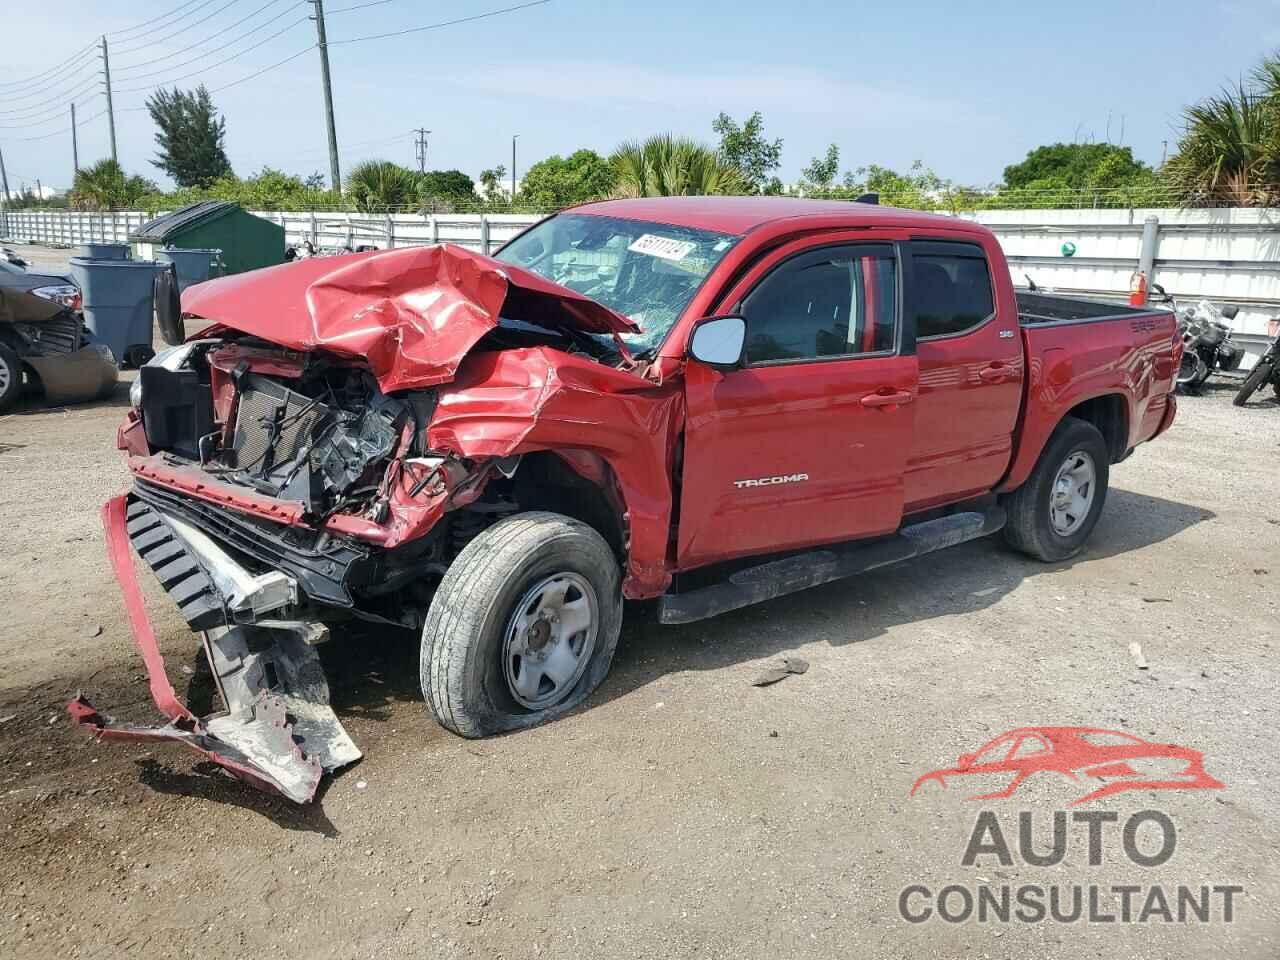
top-left (569, 196), bottom-right (970, 237)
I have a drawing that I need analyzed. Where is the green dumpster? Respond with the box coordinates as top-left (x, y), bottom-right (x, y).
top-left (130, 201), bottom-right (284, 275)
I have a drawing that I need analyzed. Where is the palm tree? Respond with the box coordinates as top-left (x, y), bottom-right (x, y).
top-left (345, 160), bottom-right (419, 212)
top-left (610, 135), bottom-right (745, 197)
top-left (69, 159), bottom-right (156, 211)
top-left (1166, 54), bottom-right (1280, 206)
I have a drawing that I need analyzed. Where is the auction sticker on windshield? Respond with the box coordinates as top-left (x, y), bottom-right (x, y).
top-left (628, 234), bottom-right (697, 261)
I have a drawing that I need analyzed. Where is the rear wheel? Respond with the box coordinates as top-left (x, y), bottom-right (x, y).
top-left (0, 344), bottom-right (22, 413)
top-left (1234, 360), bottom-right (1274, 406)
top-left (1001, 417), bottom-right (1110, 562)
top-left (421, 511), bottom-right (622, 738)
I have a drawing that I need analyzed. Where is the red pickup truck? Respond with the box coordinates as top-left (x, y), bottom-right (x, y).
top-left (74, 197), bottom-right (1180, 802)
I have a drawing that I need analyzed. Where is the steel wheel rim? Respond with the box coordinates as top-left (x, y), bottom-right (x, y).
top-left (1049, 450), bottom-right (1096, 536)
top-left (0, 354), bottom-right (11, 395)
top-left (503, 572), bottom-right (598, 710)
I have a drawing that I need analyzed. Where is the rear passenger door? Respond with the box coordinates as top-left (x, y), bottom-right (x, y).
top-left (678, 239), bottom-right (917, 569)
top-left (904, 240), bottom-right (1023, 511)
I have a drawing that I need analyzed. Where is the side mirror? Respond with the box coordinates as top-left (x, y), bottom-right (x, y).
top-left (1149, 282), bottom-right (1170, 302)
top-left (689, 315), bottom-right (746, 371)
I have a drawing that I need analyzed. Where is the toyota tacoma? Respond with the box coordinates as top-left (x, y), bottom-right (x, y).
top-left (72, 197), bottom-right (1181, 801)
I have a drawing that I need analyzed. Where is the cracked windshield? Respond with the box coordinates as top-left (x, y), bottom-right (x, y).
top-left (495, 214), bottom-right (740, 353)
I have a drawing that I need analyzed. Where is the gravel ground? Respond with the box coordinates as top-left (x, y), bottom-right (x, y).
top-left (1, 244), bottom-right (1278, 959)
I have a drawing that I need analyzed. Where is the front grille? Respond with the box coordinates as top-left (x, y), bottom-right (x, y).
top-left (227, 374), bottom-right (330, 471)
top-left (14, 315), bottom-right (81, 355)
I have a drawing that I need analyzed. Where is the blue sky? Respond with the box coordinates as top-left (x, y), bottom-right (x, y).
top-left (3, 0), bottom-right (1280, 192)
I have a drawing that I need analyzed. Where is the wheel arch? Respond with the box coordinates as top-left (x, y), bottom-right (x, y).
top-left (506, 450), bottom-right (628, 564)
top-left (998, 389), bottom-right (1131, 493)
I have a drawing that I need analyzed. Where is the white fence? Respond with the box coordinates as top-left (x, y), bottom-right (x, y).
top-left (963, 207), bottom-right (1280, 343)
top-left (0, 209), bottom-right (541, 257)
top-left (4, 205), bottom-right (1277, 346)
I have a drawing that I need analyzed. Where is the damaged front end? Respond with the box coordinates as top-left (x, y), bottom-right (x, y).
top-left (72, 244), bottom-right (668, 802)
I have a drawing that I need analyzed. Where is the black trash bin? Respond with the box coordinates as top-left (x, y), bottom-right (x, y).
top-left (156, 247), bottom-right (220, 292)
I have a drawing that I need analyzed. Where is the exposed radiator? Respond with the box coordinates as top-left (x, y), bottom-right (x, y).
top-left (226, 374), bottom-right (329, 472)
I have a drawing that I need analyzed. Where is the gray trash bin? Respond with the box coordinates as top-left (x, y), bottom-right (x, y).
top-left (156, 247), bottom-right (219, 292)
top-left (80, 242), bottom-right (131, 261)
top-left (69, 257), bottom-right (164, 368)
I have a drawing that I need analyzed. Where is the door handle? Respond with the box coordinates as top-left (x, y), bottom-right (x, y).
top-left (978, 363), bottom-right (1009, 383)
top-left (860, 390), bottom-right (913, 408)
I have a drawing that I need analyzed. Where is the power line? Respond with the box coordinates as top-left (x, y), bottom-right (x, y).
top-left (0, 76), bottom-right (102, 120)
top-left (113, 18), bottom-right (311, 94)
top-left (113, 0), bottom-right (246, 56)
top-left (9, 108), bottom-right (108, 144)
top-left (0, 60), bottom-right (98, 107)
top-left (107, 0), bottom-right (209, 39)
top-left (326, 0), bottom-right (403, 13)
top-left (0, 40), bottom-right (99, 91)
top-left (114, 0), bottom-right (301, 75)
top-left (328, 0), bottom-right (552, 45)
top-left (0, 93), bottom-right (101, 130)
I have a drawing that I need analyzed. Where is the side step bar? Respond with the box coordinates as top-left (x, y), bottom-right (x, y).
top-left (657, 507), bottom-right (1006, 625)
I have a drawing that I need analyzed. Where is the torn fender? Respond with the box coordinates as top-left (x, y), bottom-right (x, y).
top-left (69, 496), bottom-right (358, 803)
top-left (429, 347), bottom-right (684, 597)
top-left (181, 244), bottom-right (639, 393)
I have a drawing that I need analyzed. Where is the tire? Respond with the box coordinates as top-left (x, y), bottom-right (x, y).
top-left (0, 344), bottom-right (22, 413)
top-left (1001, 416), bottom-right (1110, 562)
top-left (421, 511), bottom-right (622, 738)
top-left (1175, 351), bottom-right (1205, 391)
top-left (1234, 360), bottom-right (1274, 407)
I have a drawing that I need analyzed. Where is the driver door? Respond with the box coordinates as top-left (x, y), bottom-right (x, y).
top-left (677, 238), bottom-right (917, 570)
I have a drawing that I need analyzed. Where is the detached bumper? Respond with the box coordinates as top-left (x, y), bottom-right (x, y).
top-left (69, 495), bottom-right (361, 803)
top-left (26, 345), bottom-right (118, 406)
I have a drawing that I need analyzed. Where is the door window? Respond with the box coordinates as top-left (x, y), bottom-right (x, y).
top-left (909, 241), bottom-right (995, 339)
top-left (741, 245), bottom-right (897, 364)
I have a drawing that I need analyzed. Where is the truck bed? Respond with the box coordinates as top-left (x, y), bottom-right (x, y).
top-left (1016, 290), bottom-right (1166, 326)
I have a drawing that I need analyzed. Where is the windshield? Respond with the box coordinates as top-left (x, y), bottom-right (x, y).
top-left (494, 214), bottom-right (740, 354)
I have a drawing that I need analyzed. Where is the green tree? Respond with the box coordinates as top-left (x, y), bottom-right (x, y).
top-left (69, 159), bottom-right (158, 211)
top-left (800, 144), bottom-right (841, 192)
top-left (517, 150), bottom-right (616, 208)
top-left (610, 135), bottom-right (745, 197)
top-left (145, 84), bottom-right (232, 188)
top-left (713, 111), bottom-right (783, 194)
top-left (345, 160), bottom-right (419, 212)
top-left (1001, 143), bottom-right (1151, 192)
top-left (418, 169), bottom-right (479, 208)
top-left (478, 165), bottom-right (507, 203)
top-left (1164, 54), bottom-right (1280, 206)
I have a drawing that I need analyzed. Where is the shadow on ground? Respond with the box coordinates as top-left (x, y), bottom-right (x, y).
top-left (73, 486), bottom-right (1210, 820)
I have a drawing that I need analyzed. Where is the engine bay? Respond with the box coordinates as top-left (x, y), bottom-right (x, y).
top-left (137, 339), bottom-right (437, 523)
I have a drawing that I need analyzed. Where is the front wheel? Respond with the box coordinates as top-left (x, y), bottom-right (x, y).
top-left (1176, 351), bottom-right (1207, 392)
top-left (421, 512), bottom-right (622, 738)
top-left (1001, 417), bottom-right (1110, 562)
top-left (1233, 360), bottom-right (1274, 407)
top-left (0, 344), bottom-right (21, 413)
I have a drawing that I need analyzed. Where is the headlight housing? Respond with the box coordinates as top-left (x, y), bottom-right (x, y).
top-left (30, 284), bottom-right (82, 311)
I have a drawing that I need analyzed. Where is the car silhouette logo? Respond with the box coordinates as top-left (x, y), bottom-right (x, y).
top-left (910, 727), bottom-right (1224, 806)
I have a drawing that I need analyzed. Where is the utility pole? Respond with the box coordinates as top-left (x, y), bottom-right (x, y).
top-left (511, 134), bottom-right (518, 204)
top-left (0, 144), bottom-right (10, 208)
top-left (71, 103), bottom-right (80, 178)
top-left (100, 36), bottom-right (117, 163)
top-left (414, 128), bottom-right (430, 174)
top-left (309, 0), bottom-right (341, 192)
top-left (36, 178), bottom-right (44, 203)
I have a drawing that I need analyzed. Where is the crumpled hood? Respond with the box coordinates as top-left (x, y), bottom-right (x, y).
top-left (180, 243), bottom-right (639, 392)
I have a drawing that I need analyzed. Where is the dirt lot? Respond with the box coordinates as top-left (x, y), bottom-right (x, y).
top-left (1, 244), bottom-right (1278, 959)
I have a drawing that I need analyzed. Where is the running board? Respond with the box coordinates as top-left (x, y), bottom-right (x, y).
top-left (657, 508), bottom-right (1006, 625)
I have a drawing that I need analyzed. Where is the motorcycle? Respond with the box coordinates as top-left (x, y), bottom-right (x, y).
top-left (1233, 332), bottom-right (1280, 406)
top-left (1149, 284), bottom-right (1245, 392)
